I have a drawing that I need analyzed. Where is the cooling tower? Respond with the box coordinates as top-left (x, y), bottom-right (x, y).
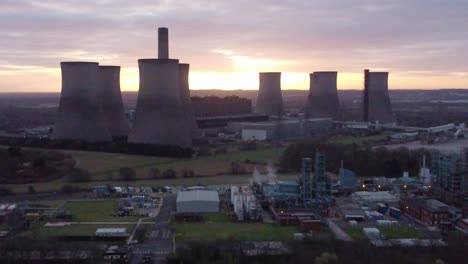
top-left (305, 71), bottom-right (339, 118)
top-left (99, 66), bottom-right (130, 138)
top-left (53, 62), bottom-right (111, 142)
top-left (128, 59), bottom-right (192, 147)
top-left (363, 69), bottom-right (395, 123)
top-left (256, 72), bottom-right (283, 116)
top-left (179, 63), bottom-right (199, 136)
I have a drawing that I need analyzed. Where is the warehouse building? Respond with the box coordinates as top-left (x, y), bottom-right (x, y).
top-left (176, 190), bottom-right (219, 213)
top-left (230, 118), bottom-right (332, 141)
top-left (352, 191), bottom-right (400, 209)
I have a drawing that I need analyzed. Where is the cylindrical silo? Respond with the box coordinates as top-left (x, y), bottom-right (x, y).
top-left (158, 27), bottom-right (169, 59)
top-left (256, 72), bottom-right (283, 116)
top-left (305, 71), bottom-right (339, 118)
top-left (179, 63), bottom-right (199, 137)
top-left (363, 70), bottom-right (394, 124)
top-left (53, 62), bottom-right (111, 142)
top-left (128, 59), bottom-right (192, 147)
top-left (99, 66), bottom-right (130, 138)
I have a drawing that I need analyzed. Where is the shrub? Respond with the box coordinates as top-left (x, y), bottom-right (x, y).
top-left (162, 169), bottom-right (177, 179)
top-left (119, 167), bottom-right (137, 181)
top-left (68, 168), bottom-right (91, 182)
top-left (148, 168), bottom-right (161, 179)
top-left (28, 185), bottom-right (36, 194)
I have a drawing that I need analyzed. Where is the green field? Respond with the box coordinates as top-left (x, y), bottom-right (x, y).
top-left (65, 200), bottom-right (140, 222)
top-left (345, 226), bottom-right (425, 240)
top-left (30, 200), bottom-right (67, 208)
top-left (175, 223), bottom-right (298, 242)
top-left (210, 148), bottom-right (284, 163)
top-left (23, 224), bottom-right (133, 238)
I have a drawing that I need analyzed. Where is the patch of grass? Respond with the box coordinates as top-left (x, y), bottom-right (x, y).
top-left (0, 224), bottom-right (8, 231)
top-left (380, 226), bottom-right (425, 239)
top-left (344, 227), bottom-right (368, 240)
top-left (175, 223), bottom-right (297, 242)
top-left (31, 200), bottom-right (66, 208)
top-left (65, 200), bottom-right (140, 222)
top-left (204, 213), bottom-right (230, 223)
top-left (210, 148), bottom-right (285, 163)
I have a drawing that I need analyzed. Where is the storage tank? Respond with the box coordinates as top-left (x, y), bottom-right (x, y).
top-left (306, 71), bottom-right (339, 118)
top-left (53, 62), bottom-right (111, 142)
top-left (256, 72), bottom-right (283, 116)
top-left (99, 66), bottom-right (130, 138)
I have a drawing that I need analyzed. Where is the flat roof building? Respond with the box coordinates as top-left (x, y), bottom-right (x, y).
top-left (352, 191), bottom-right (400, 209)
top-left (176, 190), bottom-right (219, 213)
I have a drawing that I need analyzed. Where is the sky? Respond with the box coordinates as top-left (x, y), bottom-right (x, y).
top-left (0, 0), bottom-right (467, 92)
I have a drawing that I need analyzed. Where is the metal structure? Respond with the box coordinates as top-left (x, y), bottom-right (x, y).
top-left (363, 69), bottom-right (395, 124)
top-left (53, 62), bottom-right (111, 142)
top-left (306, 72), bottom-right (339, 118)
top-left (128, 27), bottom-right (192, 148)
top-left (179, 63), bottom-right (199, 137)
top-left (431, 150), bottom-right (466, 193)
top-left (99, 66), bottom-right (129, 138)
top-left (300, 158), bottom-right (314, 205)
top-left (256, 72), bottom-right (283, 116)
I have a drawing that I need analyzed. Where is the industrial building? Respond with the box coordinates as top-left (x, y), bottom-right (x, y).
top-left (53, 62), bottom-right (112, 142)
top-left (99, 66), bottom-right (129, 138)
top-left (351, 191), bottom-right (400, 209)
top-left (431, 150), bottom-right (466, 193)
top-left (128, 27), bottom-right (193, 148)
top-left (231, 185), bottom-right (261, 221)
top-left (176, 190), bottom-right (220, 213)
top-left (256, 72), bottom-right (283, 116)
top-left (363, 69), bottom-right (395, 124)
top-left (233, 118), bottom-right (332, 141)
top-left (95, 228), bottom-right (128, 237)
top-left (305, 72), bottom-right (339, 119)
top-left (401, 198), bottom-right (450, 226)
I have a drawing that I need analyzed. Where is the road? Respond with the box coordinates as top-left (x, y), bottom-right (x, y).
top-left (326, 219), bottom-right (353, 241)
top-left (130, 194), bottom-right (176, 264)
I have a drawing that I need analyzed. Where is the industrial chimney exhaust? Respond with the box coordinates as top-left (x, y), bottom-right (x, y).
top-left (158, 27), bottom-right (169, 59)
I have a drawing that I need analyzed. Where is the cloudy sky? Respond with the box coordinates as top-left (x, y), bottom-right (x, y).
top-left (1, 0), bottom-right (467, 92)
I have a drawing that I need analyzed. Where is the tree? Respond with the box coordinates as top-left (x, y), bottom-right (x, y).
top-left (148, 168), bottom-right (161, 179)
top-left (119, 167), bottom-right (137, 181)
top-left (28, 185), bottom-right (36, 194)
top-left (68, 168), bottom-right (91, 182)
top-left (162, 169), bottom-right (177, 179)
top-left (182, 168), bottom-right (195, 178)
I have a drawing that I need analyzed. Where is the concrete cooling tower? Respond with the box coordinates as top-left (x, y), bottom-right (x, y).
top-left (53, 62), bottom-right (111, 142)
top-left (99, 66), bottom-right (130, 138)
top-left (305, 71), bottom-right (339, 118)
top-left (128, 27), bottom-right (192, 148)
top-left (179, 63), bottom-right (199, 136)
top-left (256, 72), bottom-right (283, 116)
top-left (363, 69), bottom-right (395, 124)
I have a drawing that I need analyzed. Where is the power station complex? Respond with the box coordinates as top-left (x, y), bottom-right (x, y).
top-left (53, 27), bottom-right (395, 147)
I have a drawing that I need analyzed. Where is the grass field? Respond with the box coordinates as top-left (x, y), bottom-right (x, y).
top-left (23, 224), bottom-right (133, 238)
top-left (0, 224), bottom-right (8, 231)
top-left (65, 200), bottom-right (140, 222)
top-left (210, 148), bottom-right (284, 163)
top-left (175, 223), bottom-right (298, 242)
top-left (30, 200), bottom-right (67, 208)
top-left (345, 226), bottom-right (425, 240)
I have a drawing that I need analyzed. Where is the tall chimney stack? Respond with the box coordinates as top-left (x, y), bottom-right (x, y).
top-left (158, 27), bottom-right (169, 59)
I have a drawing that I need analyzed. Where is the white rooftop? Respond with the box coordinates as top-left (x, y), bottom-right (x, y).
top-left (177, 190), bottom-right (219, 203)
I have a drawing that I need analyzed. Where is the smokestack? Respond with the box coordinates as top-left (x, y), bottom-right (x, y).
top-left (158, 27), bottom-right (169, 59)
top-left (99, 66), bottom-right (130, 138)
top-left (53, 62), bottom-right (111, 142)
top-left (128, 59), bottom-right (192, 147)
top-left (363, 70), bottom-right (394, 124)
top-left (256, 72), bottom-right (283, 116)
top-left (305, 71), bottom-right (339, 119)
top-left (179, 63), bottom-right (199, 137)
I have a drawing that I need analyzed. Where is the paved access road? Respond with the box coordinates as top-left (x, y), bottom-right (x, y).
top-left (130, 194), bottom-right (176, 264)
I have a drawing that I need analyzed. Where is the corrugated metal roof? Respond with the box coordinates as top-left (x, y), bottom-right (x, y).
top-left (177, 190), bottom-right (219, 203)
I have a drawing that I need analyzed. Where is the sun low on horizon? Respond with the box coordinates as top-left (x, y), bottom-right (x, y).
top-left (0, 1), bottom-right (468, 92)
